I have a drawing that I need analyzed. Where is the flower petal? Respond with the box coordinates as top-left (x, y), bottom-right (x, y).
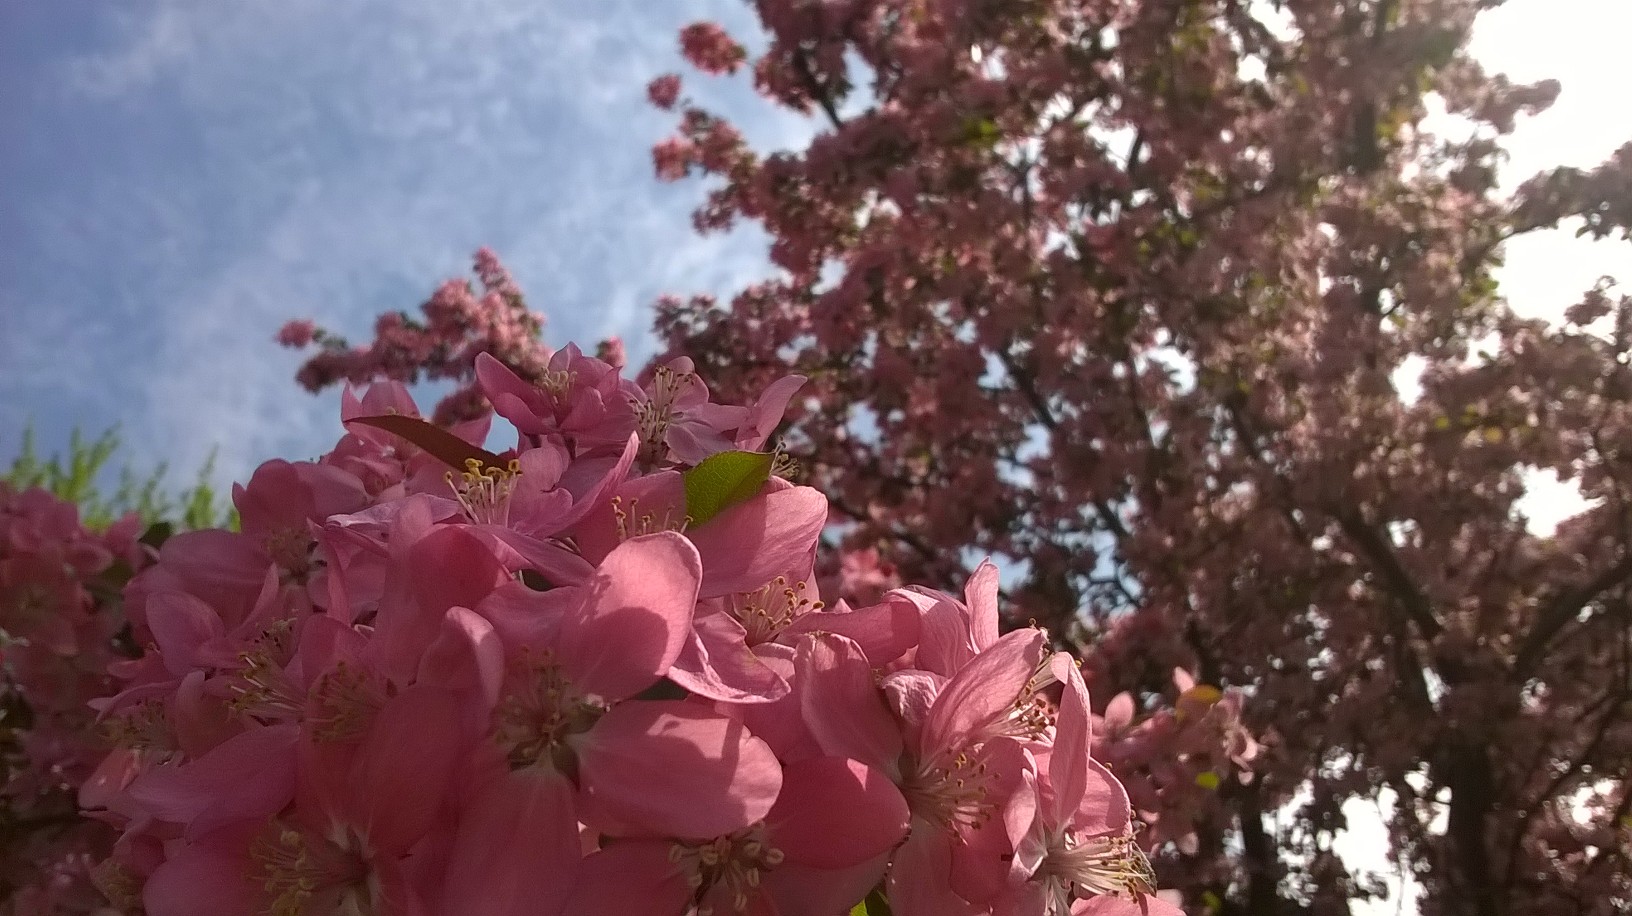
top-left (887, 823), bottom-right (980, 916)
top-left (564, 840), bottom-right (692, 916)
top-left (441, 769), bottom-right (580, 916)
top-left (351, 686), bottom-right (466, 851)
top-left (921, 628), bottom-right (1044, 757)
top-left (1051, 654), bottom-right (1093, 822)
top-left (669, 610), bottom-right (790, 703)
top-left (127, 723), bottom-right (298, 839)
top-left (768, 757), bottom-right (909, 870)
top-left (781, 593), bottom-right (920, 666)
top-left (141, 825), bottom-right (259, 916)
top-left (687, 485), bottom-right (827, 598)
top-left (795, 634), bottom-right (902, 772)
top-left (559, 532), bottom-right (701, 701)
top-left (574, 700), bottom-right (781, 840)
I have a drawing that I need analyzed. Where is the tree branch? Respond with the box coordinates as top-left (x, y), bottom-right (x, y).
top-left (1512, 552), bottom-right (1632, 678)
top-left (1333, 509), bottom-right (1443, 640)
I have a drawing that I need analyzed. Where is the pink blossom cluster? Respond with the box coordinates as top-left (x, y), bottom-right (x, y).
top-left (81, 344), bottom-right (1180, 916)
top-left (278, 249), bottom-right (555, 427)
top-left (1092, 672), bottom-right (1259, 856)
top-left (1, 483), bottom-right (148, 914)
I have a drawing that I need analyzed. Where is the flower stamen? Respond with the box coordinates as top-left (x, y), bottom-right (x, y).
top-left (448, 458), bottom-right (522, 527)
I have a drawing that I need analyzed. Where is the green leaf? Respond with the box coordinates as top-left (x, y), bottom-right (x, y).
top-left (350, 415), bottom-right (505, 474)
top-left (960, 116), bottom-right (1001, 149)
top-left (851, 888), bottom-right (893, 916)
top-left (139, 522), bottom-right (175, 550)
top-left (683, 450), bottom-right (774, 528)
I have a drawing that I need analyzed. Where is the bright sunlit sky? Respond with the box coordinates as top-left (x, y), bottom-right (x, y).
top-left (0, 1), bottom-right (1626, 909)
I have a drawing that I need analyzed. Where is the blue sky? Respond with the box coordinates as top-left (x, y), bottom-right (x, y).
top-left (0, 0), bottom-right (811, 486)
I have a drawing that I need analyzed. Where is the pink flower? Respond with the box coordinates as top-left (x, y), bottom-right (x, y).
top-left (1003, 659), bottom-right (1180, 916)
top-left (647, 74), bottom-right (682, 110)
top-left (652, 136), bottom-right (696, 182)
top-left (275, 319), bottom-right (318, 347)
top-left (474, 532), bottom-right (782, 839)
top-left (570, 472), bottom-right (828, 600)
top-left (678, 23), bottom-right (746, 76)
top-left (566, 755), bottom-right (909, 916)
top-left (629, 357), bottom-right (805, 466)
top-left (794, 626), bottom-right (1070, 916)
top-left (475, 348), bottom-right (636, 456)
top-left (140, 687), bottom-right (470, 916)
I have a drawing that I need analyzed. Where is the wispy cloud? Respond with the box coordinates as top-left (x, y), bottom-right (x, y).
top-left (1, 0), bottom-right (812, 487)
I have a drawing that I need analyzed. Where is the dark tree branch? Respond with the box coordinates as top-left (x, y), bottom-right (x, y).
top-left (1513, 552), bottom-right (1632, 678)
top-left (1333, 509), bottom-right (1444, 640)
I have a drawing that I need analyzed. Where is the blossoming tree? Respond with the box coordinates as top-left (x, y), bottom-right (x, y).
top-left (640, 1), bottom-right (1632, 914)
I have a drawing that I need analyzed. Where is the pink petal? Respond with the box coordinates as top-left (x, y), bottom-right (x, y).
top-left (948, 737), bottom-right (1031, 906)
top-left (887, 823), bottom-right (980, 916)
top-left (475, 580), bottom-right (576, 650)
top-left (963, 560), bottom-right (1001, 649)
top-left (128, 723), bottom-right (298, 839)
top-left (781, 593), bottom-right (920, 665)
top-left (560, 532), bottom-right (701, 701)
top-left (665, 420), bottom-right (736, 465)
top-left (880, 670), bottom-right (944, 752)
top-left (728, 644), bottom-right (820, 761)
top-left (951, 782), bottom-right (1022, 903)
top-left (418, 606), bottom-right (505, 719)
top-left (441, 769), bottom-right (580, 916)
top-left (171, 669), bottom-right (239, 758)
top-left (564, 840), bottom-right (692, 916)
top-left (146, 591), bottom-right (227, 676)
top-left (1074, 759), bottom-right (1133, 837)
top-left (1102, 692), bottom-right (1136, 732)
top-left (373, 526), bottom-right (504, 683)
top-left (573, 700), bottom-right (781, 840)
top-left (351, 686), bottom-right (466, 851)
top-left (911, 590), bottom-right (978, 676)
top-left (1051, 657), bottom-right (1093, 822)
top-left (287, 613), bottom-right (369, 689)
top-left (156, 529), bottom-right (272, 620)
top-left (476, 352), bottom-right (552, 435)
top-left (768, 757), bottom-right (909, 869)
top-left (557, 435), bottom-right (633, 505)
top-left (407, 525), bottom-right (506, 615)
top-left (920, 629), bottom-right (1044, 758)
top-left (668, 611), bottom-right (790, 704)
top-left (552, 433), bottom-right (638, 531)
top-left (1007, 767), bottom-right (1046, 880)
top-left (568, 472), bottom-right (685, 567)
top-left (687, 486), bottom-right (827, 598)
top-left (484, 527), bottom-right (597, 586)
top-left (795, 634), bottom-right (902, 772)
top-left (738, 375), bottom-right (806, 451)
top-left (762, 854), bottom-right (889, 916)
top-left (141, 826), bottom-right (259, 916)
top-left (1074, 894), bottom-right (1186, 916)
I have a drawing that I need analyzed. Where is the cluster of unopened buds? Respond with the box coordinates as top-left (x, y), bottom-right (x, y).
top-left (75, 343), bottom-right (1181, 916)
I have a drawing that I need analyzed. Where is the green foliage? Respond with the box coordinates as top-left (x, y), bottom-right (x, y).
top-left (850, 888), bottom-right (893, 916)
top-left (4, 426), bottom-right (230, 531)
top-left (683, 450), bottom-right (774, 528)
